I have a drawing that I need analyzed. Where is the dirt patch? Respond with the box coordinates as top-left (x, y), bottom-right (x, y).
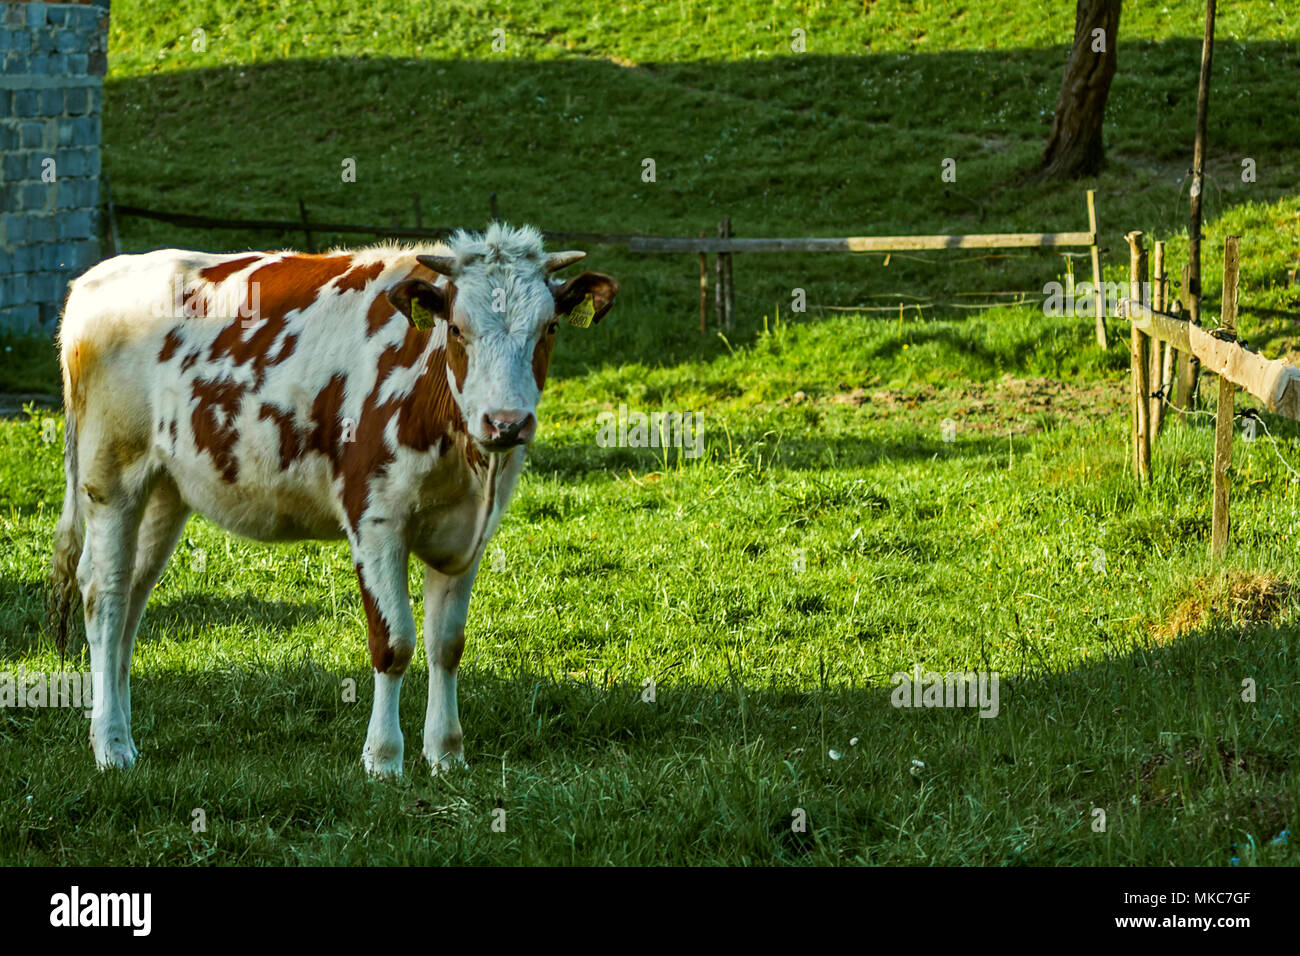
top-left (1154, 571), bottom-right (1292, 645)
top-left (1134, 738), bottom-right (1289, 808)
top-left (783, 374), bottom-right (1126, 433)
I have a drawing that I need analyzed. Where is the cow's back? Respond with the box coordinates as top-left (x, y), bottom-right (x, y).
top-left (60, 246), bottom-right (445, 541)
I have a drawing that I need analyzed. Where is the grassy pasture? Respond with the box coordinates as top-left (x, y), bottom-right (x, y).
top-left (1, 1), bottom-right (1299, 865)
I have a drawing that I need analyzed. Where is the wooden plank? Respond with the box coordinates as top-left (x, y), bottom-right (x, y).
top-left (1211, 234), bottom-right (1239, 560)
top-left (1124, 301), bottom-right (1192, 351)
top-left (1124, 301), bottom-right (1300, 421)
top-left (630, 231), bottom-right (1097, 254)
top-left (1088, 189), bottom-right (1106, 348)
top-left (1128, 231), bottom-right (1151, 483)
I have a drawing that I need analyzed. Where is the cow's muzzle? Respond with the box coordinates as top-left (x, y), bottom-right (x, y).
top-left (480, 410), bottom-right (536, 450)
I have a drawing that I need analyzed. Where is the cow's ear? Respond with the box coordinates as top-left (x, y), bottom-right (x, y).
top-left (553, 272), bottom-right (619, 327)
top-left (387, 278), bottom-right (450, 330)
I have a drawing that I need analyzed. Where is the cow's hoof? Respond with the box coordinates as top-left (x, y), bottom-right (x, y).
top-left (90, 725), bottom-right (137, 770)
top-left (94, 740), bottom-right (137, 770)
top-left (362, 742), bottom-right (404, 779)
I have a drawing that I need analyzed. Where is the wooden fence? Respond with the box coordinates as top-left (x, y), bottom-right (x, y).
top-left (632, 190), bottom-right (1107, 342)
top-left (1121, 233), bottom-right (1300, 559)
top-left (106, 188), bottom-right (1106, 341)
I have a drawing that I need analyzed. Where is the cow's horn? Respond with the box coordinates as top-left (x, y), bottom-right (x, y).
top-left (417, 254), bottom-right (458, 276)
top-left (545, 251), bottom-right (586, 273)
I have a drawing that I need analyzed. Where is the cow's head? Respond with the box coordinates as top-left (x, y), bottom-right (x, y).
top-left (387, 225), bottom-right (618, 452)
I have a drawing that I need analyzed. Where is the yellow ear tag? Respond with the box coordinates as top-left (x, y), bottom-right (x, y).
top-left (409, 299), bottom-right (435, 330)
top-left (566, 293), bottom-right (596, 328)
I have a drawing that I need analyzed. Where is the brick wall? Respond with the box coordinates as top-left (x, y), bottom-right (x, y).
top-left (0, 0), bottom-right (109, 335)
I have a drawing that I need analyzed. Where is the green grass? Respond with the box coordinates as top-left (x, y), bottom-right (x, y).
top-left (2, 1), bottom-right (1300, 865)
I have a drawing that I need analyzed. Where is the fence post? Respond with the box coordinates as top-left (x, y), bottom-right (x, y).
top-left (1211, 235), bottom-right (1241, 561)
top-left (1158, 245), bottom-right (1176, 428)
top-left (102, 173), bottom-right (122, 256)
top-left (1127, 231), bottom-right (1151, 484)
top-left (1150, 240), bottom-right (1166, 436)
top-left (1088, 189), bottom-right (1106, 348)
top-left (715, 218), bottom-right (733, 330)
top-left (698, 231), bottom-right (708, 334)
top-left (1183, 0), bottom-right (1217, 422)
top-left (723, 217), bottom-right (735, 330)
top-left (298, 198), bottom-right (314, 252)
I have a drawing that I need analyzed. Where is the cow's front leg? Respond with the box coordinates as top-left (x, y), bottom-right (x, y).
top-left (353, 534), bottom-right (416, 778)
top-left (422, 558), bottom-right (480, 773)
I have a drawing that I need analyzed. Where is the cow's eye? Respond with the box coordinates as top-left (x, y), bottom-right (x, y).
top-left (448, 323), bottom-right (464, 341)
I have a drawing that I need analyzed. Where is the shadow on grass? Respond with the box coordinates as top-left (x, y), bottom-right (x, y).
top-left (0, 575), bottom-right (323, 657)
top-left (2, 616), bottom-right (1295, 864)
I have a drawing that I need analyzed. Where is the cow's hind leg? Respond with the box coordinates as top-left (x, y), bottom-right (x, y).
top-left (79, 491), bottom-right (147, 769)
top-left (422, 560), bottom-right (479, 774)
top-left (115, 476), bottom-right (190, 749)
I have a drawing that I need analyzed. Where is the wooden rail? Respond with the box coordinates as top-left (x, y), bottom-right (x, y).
top-left (1122, 234), bottom-right (1300, 560)
top-left (629, 231), bottom-right (1096, 254)
top-left (1123, 297), bottom-right (1300, 419)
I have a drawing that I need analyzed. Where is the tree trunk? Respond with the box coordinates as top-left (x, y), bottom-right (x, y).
top-left (1039, 0), bottom-right (1123, 180)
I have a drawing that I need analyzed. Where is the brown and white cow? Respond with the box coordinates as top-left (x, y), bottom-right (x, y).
top-left (47, 224), bottom-right (618, 775)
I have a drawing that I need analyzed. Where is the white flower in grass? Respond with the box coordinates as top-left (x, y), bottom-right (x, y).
top-left (828, 749), bottom-right (842, 760)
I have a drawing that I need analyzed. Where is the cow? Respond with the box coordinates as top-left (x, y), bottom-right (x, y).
top-left (46, 223), bottom-right (619, 776)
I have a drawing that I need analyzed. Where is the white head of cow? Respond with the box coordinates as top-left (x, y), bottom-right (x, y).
top-left (387, 224), bottom-right (619, 451)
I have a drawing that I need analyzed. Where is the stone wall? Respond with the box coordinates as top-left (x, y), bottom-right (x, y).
top-left (0, 0), bottom-right (109, 335)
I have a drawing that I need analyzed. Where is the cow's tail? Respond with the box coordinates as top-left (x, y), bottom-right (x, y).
top-left (48, 364), bottom-right (84, 660)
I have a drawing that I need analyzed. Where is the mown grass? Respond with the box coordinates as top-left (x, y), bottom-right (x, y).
top-left (2, 1), bottom-right (1299, 865)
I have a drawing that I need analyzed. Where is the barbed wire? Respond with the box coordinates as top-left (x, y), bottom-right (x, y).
top-left (1151, 383), bottom-right (1300, 482)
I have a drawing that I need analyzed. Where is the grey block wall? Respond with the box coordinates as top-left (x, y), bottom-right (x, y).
top-left (0, 0), bottom-right (109, 335)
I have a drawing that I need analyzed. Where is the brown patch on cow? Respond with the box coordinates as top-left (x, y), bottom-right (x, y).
top-left (357, 565), bottom-right (412, 675)
top-left (396, 340), bottom-right (486, 472)
top-left (62, 339), bottom-right (96, 418)
top-left (270, 333), bottom-right (299, 366)
top-left (181, 285), bottom-right (209, 318)
top-left (258, 403), bottom-right (304, 470)
top-left (365, 294), bottom-right (398, 337)
top-left (208, 254), bottom-right (351, 388)
top-left (436, 627), bottom-right (465, 671)
top-left (158, 328), bottom-right (185, 362)
top-left (337, 334), bottom-right (427, 532)
top-left (190, 378), bottom-right (245, 483)
top-left (180, 350), bottom-right (200, 372)
top-left (335, 260), bottom-right (385, 293)
top-left (445, 335), bottom-right (468, 391)
top-left (200, 255), bottom-right (262, 284)
top-left (356, 567), bottom-right (394, 672)
top-left (532, 328), bottom-right (556, 390)
top-left (306, 373), bottom-right (347, 464)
